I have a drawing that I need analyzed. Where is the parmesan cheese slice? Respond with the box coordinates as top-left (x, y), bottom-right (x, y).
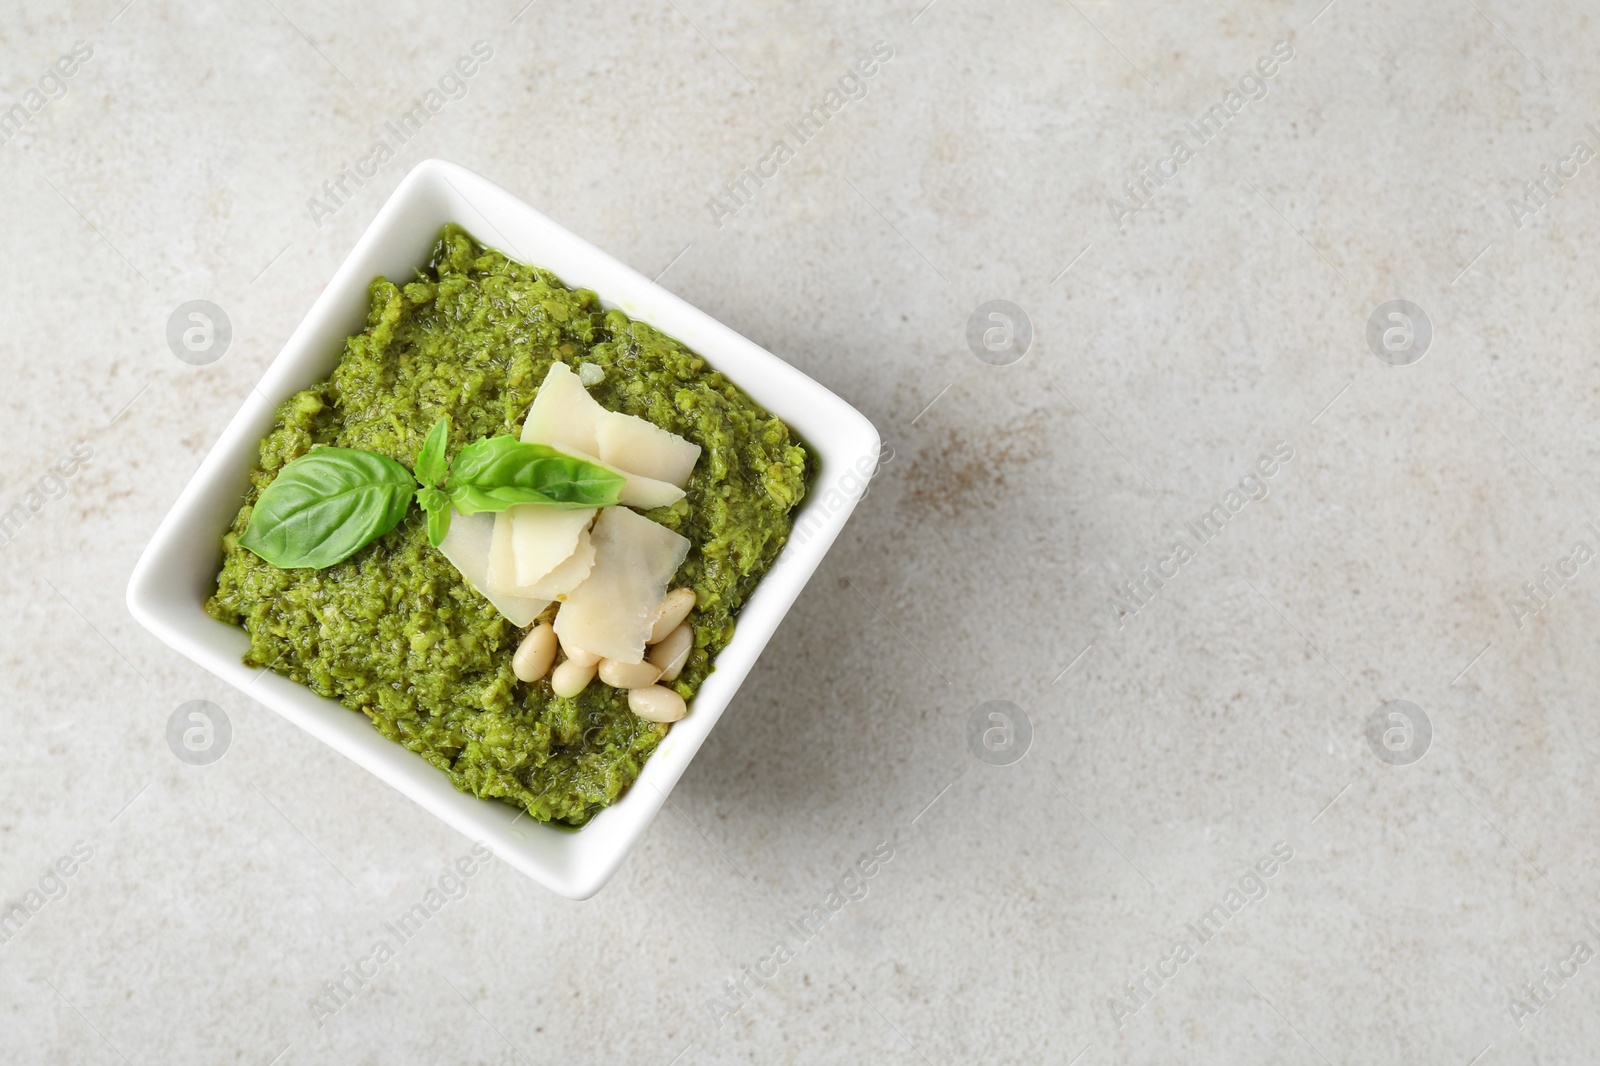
top-left (519, 363), bottom-right (689, 509)
top-left (509, 505), bottom-right (596, 587)
top-left (483, 506), bottom-right (596, 602)
top-left (554, 507), bottom-right (690, 664)
top-left (597, 410), bottom-right (701, 488)
top-left (485, 510), bottom-right (518, 598)
top-left (523, 526), bottom-right (595, 600)
top-left (566, 448), bottom-right (684, 511)
top-left (436, 510), bottom-right (551, 628)
top-left (520, 361), bottom-right (605, 454)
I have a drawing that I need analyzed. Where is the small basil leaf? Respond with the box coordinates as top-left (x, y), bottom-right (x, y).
top-left (426, 505), bottom-right (451, 548)
top-left (447, 436), bottom-right (624, 509)
top-left (417, 485), bottom-right (450, 514)
top-left (239, 447), bottom-right (416, 569)
top-left (417, 486), bottom-right (452, 547)
top-left (444, 483), bottom-right (504, 517)
top-left (414, 415), bottom-right (451, 488)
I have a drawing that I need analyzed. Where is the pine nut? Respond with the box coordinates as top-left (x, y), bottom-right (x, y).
top-left (647, 623), bottom-right (693, 682)
top-left (598, 658), bottom-right (662, 689)
top-left (648, 588), bottom-right (696, 644)
top-left (560, 638), bottom-right (601, 669)
top-left (551, 657), bottom-right (597, 698)
top-left (628, 685), bottom-right (687, 723)
top-left (512, 624), bottom-right (558, 682)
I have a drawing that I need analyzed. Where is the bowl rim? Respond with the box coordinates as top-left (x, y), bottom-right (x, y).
top-left (125, 159), bottom-right (880, 898)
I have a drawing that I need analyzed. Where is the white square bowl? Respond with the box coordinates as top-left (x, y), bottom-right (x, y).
top-left (126, 159), bottom-right (879, 899)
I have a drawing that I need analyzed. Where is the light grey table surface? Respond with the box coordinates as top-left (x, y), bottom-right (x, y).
top-left (4, 1), bottom-right (1599, 1063)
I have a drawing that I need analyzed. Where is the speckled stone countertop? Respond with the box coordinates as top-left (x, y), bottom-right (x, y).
top-left (4, 1), bottom-right (1600, 1062)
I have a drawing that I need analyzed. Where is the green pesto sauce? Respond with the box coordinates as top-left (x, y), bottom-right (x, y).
top-left (206, 225), bottom-right (810, 827)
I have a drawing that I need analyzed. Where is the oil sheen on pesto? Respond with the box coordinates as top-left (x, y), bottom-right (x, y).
top-left (207, 225), bottom-right (811, 826)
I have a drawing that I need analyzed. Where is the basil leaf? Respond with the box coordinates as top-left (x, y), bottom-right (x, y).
top-left (445, 482), bottom-right (587, 515)
top-left (417, 486), bottom-right (452, 547)
top-left (447, 436), bottom-right (624, 511)
top-left (414, 415), bottom-right (450, 488)
top-left (445, 483), bottom-right (507, 516)
top-left (239, 447), bottom-right (416, 569)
